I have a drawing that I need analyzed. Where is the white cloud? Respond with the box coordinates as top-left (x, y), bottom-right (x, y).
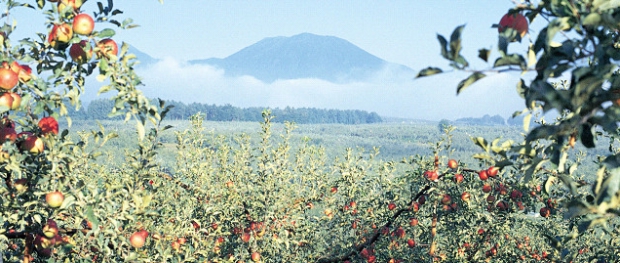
top-left (131, 58), bottom-right (528, 121)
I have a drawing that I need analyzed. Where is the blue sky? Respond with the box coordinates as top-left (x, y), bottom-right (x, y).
top-left (114, 1), bottom-right (520, 69)
top-left (14, 1), bottom-right (539, 121)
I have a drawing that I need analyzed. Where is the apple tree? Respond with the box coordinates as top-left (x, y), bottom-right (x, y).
top-left (0, 0), bottom-right (166, 262)
top-left (416, 0), bottom-right (620, 260)
top-left (2, 0), bottom-right (620, 262)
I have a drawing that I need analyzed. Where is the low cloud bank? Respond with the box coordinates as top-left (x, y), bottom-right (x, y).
top-left (126, 57), bottom-right (526, 121)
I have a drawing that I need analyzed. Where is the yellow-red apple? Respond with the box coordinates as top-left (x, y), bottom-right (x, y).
top-left (0, 68), bottom-right (18, 90)
top-left (48, 23), bottom-right (73, 50)
top-left (46, 191), bottom-right (64, 208)
top-left (97, 38), bottom-right (118, 59)
top-left (72, 13), bottom-right (94, 35)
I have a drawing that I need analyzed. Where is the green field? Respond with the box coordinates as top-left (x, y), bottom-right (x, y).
top-left (68, 117), bottom-right (603, 177)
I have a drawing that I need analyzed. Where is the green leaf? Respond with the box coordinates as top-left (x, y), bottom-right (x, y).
top-left (456, 72), bottom-right (486, 95)
top-left (557, 174), bottom-right (578, 196)
top-left (136, 119), bottom-right (145, 141)
top-left (437, 34), bottom-right (450, 60)
top-left (516, 79), bottom-right (528, 99)
top-left (449, 24), bottom-right (465, 59)
top-left (98, 28), bottom-right (116, 38)
top-left (97, 85), bottom-right (112, 95)
top-left (582, 13), bottom-right (601, 27)
top-left (523, 113), bottom-right (532, 132)
top-left (85, 206), bottom-right (101, 230)
top-left (580, 123), bottom-right (595, 148)
top-left (415, 67), bottom-right (443, 78)
top-left (578, 216), bottom-right (608, 233)
top-left (595, 167), bottom-right (620, 207)
top-left (527, 44), bottom-right (537, 69)
top-left (471, 136), bottom-right (489, 152)
top-left (494, 53), bottom-right (527, 70)
top-left (546, 17), bottom-right (571, 48)
top-left (544, 176), bottom-right (555, 195)
top-left (478, 48), bottom-right (490, 62)
top-left (564, 199), bottom-right (591, 219)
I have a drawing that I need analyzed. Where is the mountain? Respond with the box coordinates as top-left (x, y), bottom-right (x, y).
top-left (189, 33), bottom-right (414, 83)
top-left (127, 45), bottom-right (159, 66)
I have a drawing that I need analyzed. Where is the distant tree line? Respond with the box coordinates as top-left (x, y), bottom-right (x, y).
top-left (453, 114), bottom-right (506, 126)
top-left (67, 99), bottom-right (383, 124)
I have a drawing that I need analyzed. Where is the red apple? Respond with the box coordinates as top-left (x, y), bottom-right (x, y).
top-left (39, 116), bottom-right (59, 136)
top-left (407, 239), bottom-right (415, 248)
top-left (487, 166), bottom-right (499, 177)
top-left (0, 92), bottom-right (13, 110)
top-left (0, 68), bottom-right (18, 90)
top-left (48, 23), bottom-right (73, 50)
top-left (496, 184), bottom-right (509, 195)
top-left (97, 38), bottom-right (118, 59)
top-left (171, 240), bottom-right (181, 250)
top-left (129, 230), bottom-right (148, 248)
top-left (496, 201), bottom-right (509, 211)
top-left (482, 183), bottom-right (492, 193)
top-left (409, 217), bottom-right (418, 227)
top-left (72, 13), bottom-right (94, 35)
top-left (418, 195), bottom-right (427, 205)
top-left (8, 61), bottom-right (20, 73)
top-left (454, 173), bottom-right (464, 184)
top-left (394, 227), bottom-right (405, 239)
top-left (486, 195), bottom-right (496, 204)
top-left (331, 186), bottom-right (337, 193)
top-left (69, 40), bottom-right (93, 64)
top-left (461, 192), bottom-right (470, 202)
top-left (360, 248), bottom-right (370, 258)
top-left (498, 13), bottom-right (528, 39)
top-left (58, 0), bottom-right (83, 11)
top-left (441, 194), bottom-right (452, 205)
top-left (34, 234), bottom-right (55, 250)
top-left (478, 170), bottom-right (488, 180)
top-left (45, 191), bottom-right (64, 208)
top-left (241, 232), bottom-right (251, 243)
top-left (43, 219), bottom-right (59, 238)
top-left (20, 133), bottom-right (44, 154)
top-left (388, 202), bottom-right (396, 211)
top-left (424, 170), bottom-right (439, 181)
top-left (8, 92), bottom-right (20, 109)
top-left (13, 178), bottom-right (27, 192)
top-left (447, 159), bottom-right (458, 169)
top-left (225, 181), bottom-right (233, 188)
top-left (540, 207), bottom-right (550, 218)
top-left (251, 252), bottom-right (261, 262)
top-left (17, 64), bottom-right (31, 83)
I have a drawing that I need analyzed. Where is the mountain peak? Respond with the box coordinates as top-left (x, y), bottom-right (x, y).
top-left (190, 33), bottom-right (412, 83)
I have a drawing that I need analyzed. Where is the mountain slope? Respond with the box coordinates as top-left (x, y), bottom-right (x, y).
top-left (190, 33), bottom-right (413, 83)
top-left (127, 45), bottom-right (159, 67)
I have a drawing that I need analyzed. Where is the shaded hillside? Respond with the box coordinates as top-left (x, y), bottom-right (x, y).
top-left (190, 33), bottom-right (413, 83)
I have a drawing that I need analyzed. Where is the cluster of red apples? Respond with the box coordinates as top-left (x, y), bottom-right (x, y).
top-left (47, 0), bottom-right (119, 64)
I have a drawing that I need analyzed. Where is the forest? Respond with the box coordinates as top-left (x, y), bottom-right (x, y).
top-left (68, 99), bottom-right (383, 124)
